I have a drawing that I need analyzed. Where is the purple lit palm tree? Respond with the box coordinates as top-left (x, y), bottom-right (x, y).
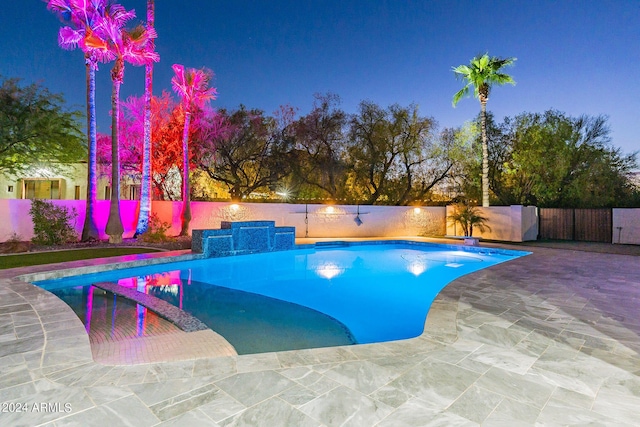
top-left (171, 64), bottom-right (217, 236)
top-left (45, 0), bottom-right (113, 241)
top-left (134, 0), bottom-right (156, 237)
top-left (94, 3), bottom-right (159, 243)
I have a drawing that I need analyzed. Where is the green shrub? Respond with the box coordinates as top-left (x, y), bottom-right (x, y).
top-left (139, 213), bottom-right (171, 243)
top-left (0, 232), bottom-right (30, 254)
top-left (6, 232), bottom-right (22, 244)
top-left (29, 199), bottom-right (78, 245)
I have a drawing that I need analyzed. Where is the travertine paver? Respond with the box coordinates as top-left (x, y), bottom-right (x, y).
top-left (0, 240), bottom-right (639, 426)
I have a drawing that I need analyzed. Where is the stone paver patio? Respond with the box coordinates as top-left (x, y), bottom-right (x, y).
top-left (1, 239), bottom-right (639, 426)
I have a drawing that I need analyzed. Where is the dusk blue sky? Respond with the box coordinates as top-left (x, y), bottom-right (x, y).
top-left (3, 1), bottom-right (639, 156)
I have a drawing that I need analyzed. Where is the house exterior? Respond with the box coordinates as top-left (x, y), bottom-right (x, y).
top-left (0, 163), bottom-right (140, 201)
top-left (0, 163), bottom-right (233, 202)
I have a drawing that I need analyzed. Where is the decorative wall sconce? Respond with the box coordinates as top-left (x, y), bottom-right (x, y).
top-left (353, 205), bottom-right (363, 226)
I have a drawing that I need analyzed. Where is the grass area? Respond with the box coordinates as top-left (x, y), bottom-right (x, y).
top-left (0, 247), bottom-right (164, 270)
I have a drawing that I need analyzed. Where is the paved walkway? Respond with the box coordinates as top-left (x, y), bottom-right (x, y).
top-left (1, 240), bottom-right (639, 426)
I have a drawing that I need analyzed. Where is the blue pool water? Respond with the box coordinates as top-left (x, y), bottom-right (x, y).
top-left (36, 242), bottom-right (529, 354)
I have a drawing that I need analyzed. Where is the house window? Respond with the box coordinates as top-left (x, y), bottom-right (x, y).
top-left (104, 186), bottom-right (111, 200)
top-left (22, 179), bottom-right (62, 200)
top-left (128, 184), bottom-right (141, 200)
top-left (74, 186), bottom-right (81, 200)
top-left (7, 185), bottom-right (13, 193)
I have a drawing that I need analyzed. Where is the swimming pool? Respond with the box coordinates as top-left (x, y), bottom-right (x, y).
top-left (36, 241), bottom-right (529, 354)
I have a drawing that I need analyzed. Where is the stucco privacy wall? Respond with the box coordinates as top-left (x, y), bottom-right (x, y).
top-left (445, 205), bottom-right (539, 242)
top-left (0, 200), bottom-right (443, 241)
top-left (612, 209), bottom-right (640, 244)
top-left (2, 200), bottom-right (544, 242)
top-left (128, 202), bottom-right (448, 239)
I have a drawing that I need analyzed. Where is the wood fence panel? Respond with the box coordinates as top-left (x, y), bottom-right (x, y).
top-left (539, 208), bottom-right (573, 240)
top-left (539, 208), bottom-right (612, 242)
top-left (574, 209), bottom-right (612, 243)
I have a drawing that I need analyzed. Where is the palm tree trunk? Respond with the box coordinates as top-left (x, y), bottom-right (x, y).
top-left (81, 58), bottom-right (100, 241)
top-left (105, 65), bottom-right (124, 244)
top-left (480, 96), bottom-right (490, 207)
top-left (180, 111), bottom-right (192, 236)
top-left (135, 0), bottom-right (155, 237)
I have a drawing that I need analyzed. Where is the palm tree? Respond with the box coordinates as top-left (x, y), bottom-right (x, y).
top-left (134, 0), bottom-right (156, 237)
top-left (45, 0), bottom-right (111, 241)
top-left (171, 64), bottom-right (217, 236)
top-left (452, 53), bottom-right (516, 207)
top-left (447, 202), bottom-right (491, 237)
top-left (94, 3), bottom-right (159, 243)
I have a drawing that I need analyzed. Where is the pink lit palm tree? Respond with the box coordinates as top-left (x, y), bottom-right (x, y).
top-left (93, 4), bottom-right (159, 243)
top-left (134, 0), bottom-right (156, 237)
top-left (171, 64), bottom-right (217, 235)
top-left (45, 0), bottom-right (114, 241)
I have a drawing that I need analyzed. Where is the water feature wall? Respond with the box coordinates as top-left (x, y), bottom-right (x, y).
top-left (192, 221), bottom-right (295, 257)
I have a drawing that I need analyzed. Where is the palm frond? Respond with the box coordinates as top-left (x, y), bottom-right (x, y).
top-left (123, 46), bottom-right (159, 66)
top-left (171, 64), bottom-right (188, 97)
top-left (451, 53), bottom-right (517, 104)
top-left (57, 26), bottom-right (83, 50)
top-left (172, 64), bottom-right (217, 112)
top-left (102, 2), bottom-right (135, 28)
top-left (452, 85), bottom-right (469, 107)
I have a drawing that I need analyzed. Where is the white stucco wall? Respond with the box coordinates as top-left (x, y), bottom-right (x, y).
top-left (0, 200), bottom-right (446, 242)
top-left (612, 209), bottom-right (640, 244)
top-left (6, 200), bottom-right (637, 244)
top-left (0, 199), bottom-right (132, 242)
top-left (150, 202), bottom-right (447, 239)
top-left (0, 200), bottom-right (545, 243)
top-left (445, 205), bottom-right (538, 242)
top-left (520, 206), bottom-right (539, 241)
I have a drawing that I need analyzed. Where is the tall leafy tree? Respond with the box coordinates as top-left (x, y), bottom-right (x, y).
top-left (348, 102), bottom-right (438, 205)
top-left (195, 106), bottom-right (293, 202)
top-left (292, 93), bottom-right (349, 200)
top-left (436, 124), bottom-right (480, 203)
top-left (45, 0), bottom-right (112, 241)
top-left (487, 110), bottom-right (637, 207)
top-left (93, 3), bottom-right (159, 243)
top-left (0, 77), bottom-right (85, 173)
top-left (392, 126), bottom-right (472, 206)
top-left (171, 64), bottom-right (217, 235)
top-left (348, 101), bottom-right (392, 204)
top-left (135, 0), bottom-right (156, 237)
top-left (452, 53), bottom-right (516, 207)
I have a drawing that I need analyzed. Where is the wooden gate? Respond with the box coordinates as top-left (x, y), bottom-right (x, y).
top-left (539, 208), bottom-right (612, 243)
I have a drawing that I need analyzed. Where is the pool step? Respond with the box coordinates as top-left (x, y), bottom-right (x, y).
top-left (92, 282), bottom-right (209, 333)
